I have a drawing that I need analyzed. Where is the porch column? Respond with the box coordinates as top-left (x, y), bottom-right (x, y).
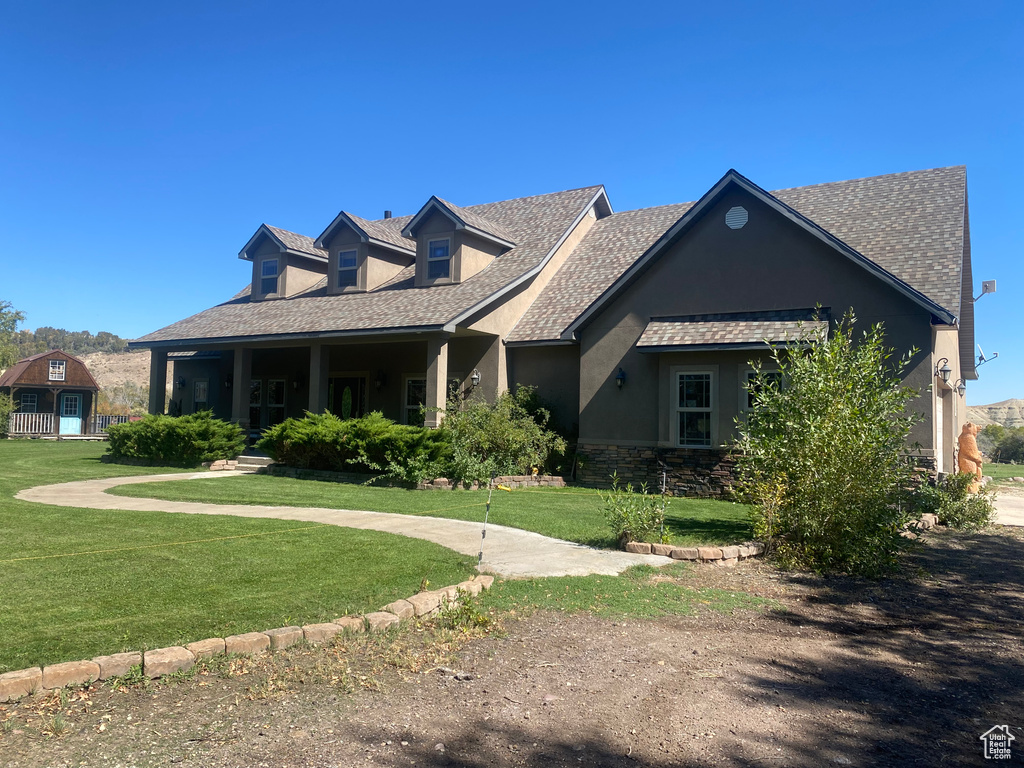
top-left (424, 335), bottom-right (449, 429)
top-left (52, 389), bottom-right (61, 436)
top-left (148, 349), bottom-right (168, 415)
top-left (478, 335), bottom-right (508, 402)
top-left (231, 347), bottom-right (252, 427)
top-left (308, 342), bottom-right (329, 415)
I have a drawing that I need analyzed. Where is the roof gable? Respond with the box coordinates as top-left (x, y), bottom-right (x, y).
top-left (402, 196), bottom-right (518, 250)
top-left (238, 224), bottom-right (328, 262)
top-left (0, 349), bottom-right (99, 390)
top-left (314, 211), bottom-right (416, 256)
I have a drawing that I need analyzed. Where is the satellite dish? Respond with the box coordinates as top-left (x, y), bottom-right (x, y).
top-left (977, 344), bottom-right (999, 367)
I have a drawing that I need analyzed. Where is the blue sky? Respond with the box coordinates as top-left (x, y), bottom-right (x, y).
top-left (1, 1), bottom-right (1020, 404)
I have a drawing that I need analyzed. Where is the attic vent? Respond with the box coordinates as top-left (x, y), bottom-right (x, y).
top-left (725, 206), bottom-right (748, 229)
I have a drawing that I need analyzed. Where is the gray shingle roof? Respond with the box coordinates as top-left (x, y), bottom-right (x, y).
top-left (637, 310), bottom-right (828, 349)
top-left (433, 198), bottom-right (518, 246)
top-left (507, 166), bottom-right (966, 343)
top-left (338, 212), bottom-right (416, 253)
top-left (135, 186), bottom-right (601, 345)
top-left (264, 225), bottom-right (327, 259)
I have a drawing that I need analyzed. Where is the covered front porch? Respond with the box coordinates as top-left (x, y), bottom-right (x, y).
top-left (6, 388), bottom-right (114, 438)
top-left (148, 330), bottom-right (508, 434)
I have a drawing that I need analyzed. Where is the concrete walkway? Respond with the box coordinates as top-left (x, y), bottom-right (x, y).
top-left (16, 473), bottom-right (671, 578)
top-left (994, 493), bottom-right (1024, 527)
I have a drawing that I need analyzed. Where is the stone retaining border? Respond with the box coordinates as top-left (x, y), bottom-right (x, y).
top-left (0, 574), bottom-right (494, 705)
top-left (624, 540), bottom-right (766, 566)
top-left (261, 464), bottom-right (568, 490)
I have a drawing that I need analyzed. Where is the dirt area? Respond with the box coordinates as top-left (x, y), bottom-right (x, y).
top-left (3, 526), bottom-right (1022, 768)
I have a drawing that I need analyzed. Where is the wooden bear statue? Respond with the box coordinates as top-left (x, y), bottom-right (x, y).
top-left (957, 421), bottom-right (983, 494)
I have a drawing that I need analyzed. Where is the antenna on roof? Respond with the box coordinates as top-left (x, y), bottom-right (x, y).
top-left (977, 344), bottom-right (999, 368)
top-left (974, 279), bottom-right (996, 302)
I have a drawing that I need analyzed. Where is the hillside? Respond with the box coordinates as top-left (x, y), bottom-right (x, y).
top-left (80, 350), bottom-right (161, 390)
top-left (967, 399), bottom-right (1024, 428)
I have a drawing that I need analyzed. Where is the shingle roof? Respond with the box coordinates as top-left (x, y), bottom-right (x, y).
top-left (637, 310), bottom-right (828, 349)
top-left (508, 166), bottom-right (966, 343)
top-left (264, 225), bottom-right (327, 259)
top-left (342, 211), bottom-right (416, 253)
top-left (432, 198), bottom-right (518, 246)
top-left (0, 350), bottom-right (98, 389)
top-left (134, 186), bottom-right (602, 345)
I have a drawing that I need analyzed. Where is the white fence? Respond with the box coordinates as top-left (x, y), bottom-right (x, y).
top-left (9, 412), bottom-right (54, 435)
top-left (93, 415), bottom-right (130, 432)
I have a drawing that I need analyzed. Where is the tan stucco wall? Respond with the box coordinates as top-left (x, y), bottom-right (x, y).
top-left (454, 232), bottom-right (503, 282)
top-left (932, 324), bottom-right (966, 473)
top-left (578, 187), bottom-right (939, 451)
top-left (281, 256), bottom-right (326, 297)
top-left (507, 345), bottom-right (581, 435)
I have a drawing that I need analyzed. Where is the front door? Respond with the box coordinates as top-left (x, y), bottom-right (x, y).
top-left (329, 376), bottom-right (367, 420)
top-left (59, 394), bottom-right (82, 435)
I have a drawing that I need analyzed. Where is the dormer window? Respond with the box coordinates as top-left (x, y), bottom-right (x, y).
top-left (338, 249), bottom-right (358, 288)
top-left (427, 239), bottom-right (450, 280)
top-left (49, 360), bottom-right (66, 381)
top-left (260, 259), bottom-right (279, 295)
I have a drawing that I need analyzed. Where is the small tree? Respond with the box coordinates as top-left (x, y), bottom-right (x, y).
top-left (0, 300), bottom-right (26, 438)
top-left (736, 312), bottom-right (922, 577)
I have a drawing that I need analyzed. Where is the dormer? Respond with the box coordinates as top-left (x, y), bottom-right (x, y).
top-left (315, 211), bottom-right (416, 293)
top-left (239, 225), bottom-right (328, 301)
top-left (402, 197), bottom-right (516, 287)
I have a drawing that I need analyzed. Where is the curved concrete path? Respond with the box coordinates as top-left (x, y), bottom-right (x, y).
top-left (995, 493), bottom-right (1024, 527)
top-left (16, 472), bottom-right (671, 578)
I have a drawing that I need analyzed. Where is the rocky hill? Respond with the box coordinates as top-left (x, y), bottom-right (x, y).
top-left (80, 350), bottom-right (158, 390)
top-left (968, 399), bottom-right (1024, 428)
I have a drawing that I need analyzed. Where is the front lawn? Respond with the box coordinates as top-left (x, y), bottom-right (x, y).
top-left (110, 473), bottom-right (753, 548)
top-left (985, 462), bottom-right (1024, 483)
top-left (0, 441), bottom-right (476, 673)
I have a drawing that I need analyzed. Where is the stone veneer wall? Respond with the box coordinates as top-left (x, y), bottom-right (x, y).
top-left (576, 444), bottom-right (737, 498)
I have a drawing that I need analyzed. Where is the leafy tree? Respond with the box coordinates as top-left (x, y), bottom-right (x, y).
top-left (736, 312), bottom-right (921, 577)
top-left (0, 301), bottom-right (26, 437)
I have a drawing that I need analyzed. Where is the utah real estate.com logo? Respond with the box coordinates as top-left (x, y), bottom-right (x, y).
top-left (980, 725), bottom-right (1015, 760)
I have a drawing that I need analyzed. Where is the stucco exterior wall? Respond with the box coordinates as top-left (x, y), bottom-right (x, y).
top-left (577, 187), bottom-right (938, 453)
top-left (507, 345), bottom-right (581, 435)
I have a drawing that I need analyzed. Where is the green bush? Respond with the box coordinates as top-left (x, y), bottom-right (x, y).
top-left (440, 386), bottom-right (567, 485)
top-left (934, 472), bottom-right (995, 531)
top-left (601, 475), bottom-right (669, 548)
top-left (736, 312), bottom-right (921, 577)
top-left (256, 411), bottom-right (449, 485)
top-left (106, 412), bottom-right (246, 466)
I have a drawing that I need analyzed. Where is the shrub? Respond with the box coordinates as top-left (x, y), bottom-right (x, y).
top-left (934, 472), bottom-right (995, 531)
top-left (106, 412), bottom-right (246, 466)
top-left (256, 411), bottom-right (449, 485)
top-left (440, 386), bottom-right (567, 485)
top-left (736, 312), bottom-right (921, 577)
top-left (601, 475), bottom-right (669, 548)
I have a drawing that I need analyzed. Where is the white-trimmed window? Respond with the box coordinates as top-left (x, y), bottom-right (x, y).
top-left (194, 380), bottom-right (209, 412)
top-left (676, 370), bottom-right (714, 447)
top-left (740, 367), bottom-right (781, 413)
top-left (338, 249), bottom-right (358, 288)
top-left (260, 258), bottom-right (279, 295)
top-left (404, 377), bottom-right (427, 426)
top-left (427, 239), bottom-right (450, 280)
top-left (20, 393), bottom-right (38, 413)
top-left (48, 360), bottom-right (66, 381)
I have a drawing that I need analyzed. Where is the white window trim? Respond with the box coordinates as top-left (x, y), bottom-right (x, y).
top-left (739, 365), bottom-right (781, 414)
top-left (404, 375), bottom-right (427, 426)
top-left (426, 237), bottom-right (452, 282)
top-left (49, 360), bottom-right (66, 381)
top-left (336, 248), bottom-right (360, 290)
top-left (20, 393), bottom-right (38, 413)
top-left (669, 365), bottom-right (718, 449)
top-left (259, 257), bottom-right (280, 296)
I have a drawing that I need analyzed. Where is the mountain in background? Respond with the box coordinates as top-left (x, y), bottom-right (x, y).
top-left (968, 399), bottom-right (1024, 429)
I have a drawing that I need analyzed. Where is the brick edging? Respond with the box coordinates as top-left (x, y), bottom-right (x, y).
top-left (624, 540), bottom-right (766, 566)
top-left (0, 574), bottom-right (494, 704)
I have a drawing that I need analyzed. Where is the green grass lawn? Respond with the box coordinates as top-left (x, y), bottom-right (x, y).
top-left (0, 441), bottom-right (476, 673)
top-left (111, 473), bottom-right (753, 549)
top-left (985, 462), bottom-right (1024, 483)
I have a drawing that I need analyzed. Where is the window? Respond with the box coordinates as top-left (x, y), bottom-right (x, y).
top-left (338, 249), bottom-right (358, 288)
top-left (62, 394), bottom-right (81, 417)
top-left (741, 368), bottom-right (781, 412)
top-left (260, 258), bottom-right (279, 295)
top-left (676, 371), bottom-right (714, 447)
top-left (48, 360), bottom-right (66, 381)
top-left (268, 379), bottom-right (286, 426)
top-left (427, 239), bottom-right (450, 280)
top-left (194, 380), bottom-right (209, 412)
top-left (20, 393), bottom-right (37, 413)
top-left (405, 378), bottom-right (426, 426)
top-left (249, 379), bottom-right (262, 428)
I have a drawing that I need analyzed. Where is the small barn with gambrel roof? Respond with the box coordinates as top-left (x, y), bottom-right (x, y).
top-left (0, 350), bottom-right (100, 437)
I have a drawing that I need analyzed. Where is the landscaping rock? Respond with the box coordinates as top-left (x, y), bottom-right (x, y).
top-left (0, 668), bottom-right (41, 703)
top-left (42, 660), bottom-right (100, 689)
top-left (456, 580), bottom-right (484, 596)
top-left (186, 638), bottom-right (225, 660)
top-left (224, 632), bottom-right (270, 657)
top-left (715, 557), bottom-right (739, 567)
top-left (302, 623), bottom-right (342, 645)
top-left (473, 574), bottom-right (495, 590)
top-left (407, 591), bottom-right (443, 617)
top-left (93, 652), bottom-right (141, 680)
top-left (265, 626), bottom-right (303, 650)
top-left (383, 599), bottom-right (416, 620)
top-left (748, 542), bottom-right (766, 555)
top-left (625, 541), bottom-right (652, 554)
top-left (364, 612), bottom-right (401, 632)
top-left (697, 546), bottom-right (724, 561)
top-left (651, 543), bottom-right (674, 557)
top-left (332, 616), bottom-right (366, 634)
top-left (670, 547), bottom-right (699, 560)
top-left (720, 545), bottom-right (741, 560)
top-left (143, 647), bottom-right (194, 678)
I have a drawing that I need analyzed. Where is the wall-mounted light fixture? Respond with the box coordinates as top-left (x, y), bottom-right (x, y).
top-left (470, 369), bottom-right (481, 388)
top-left (176, 376), bottom-right (186, 390)
top-left (934, 358), bottom-right (951, 384)
top-left (615, 367), bottom-right (626, 389)
top-left (224, 375), bottom-right (233, 389)
top-left (952, 378), bottom-right (967, 398)
top-left (292, 375), bottom-right (305, 392)
top-left (375, 370), bottom-right (387, 392)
